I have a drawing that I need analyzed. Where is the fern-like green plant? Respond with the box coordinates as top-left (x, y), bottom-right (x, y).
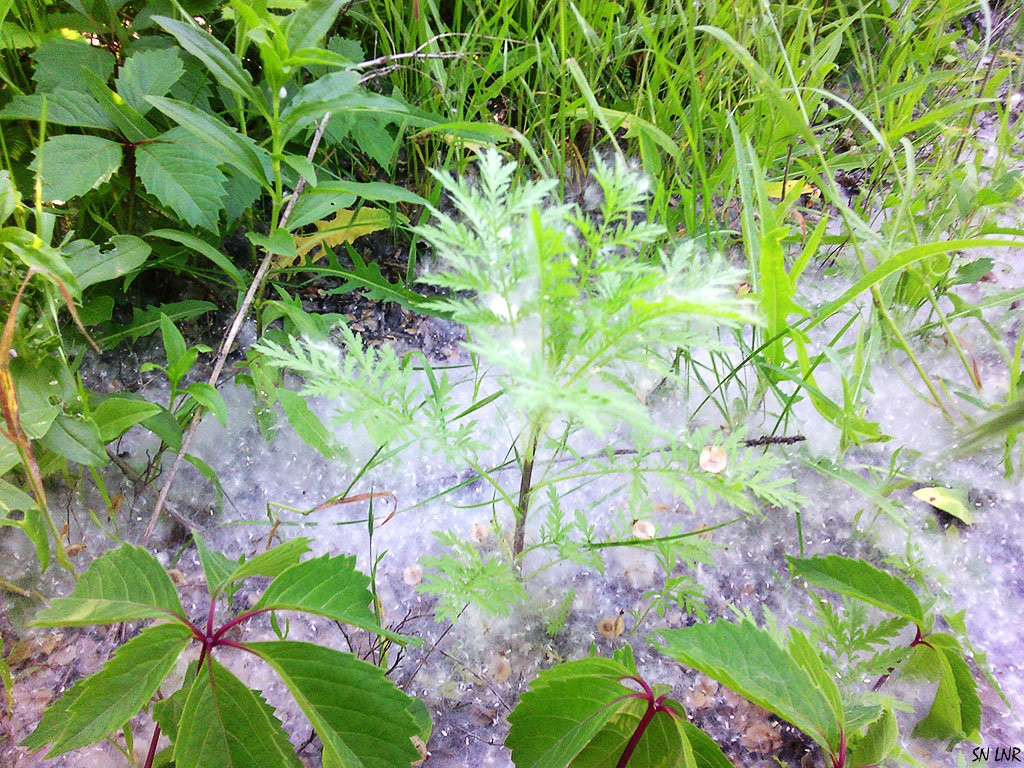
top-left (257, 149), bottom-right (804, 619)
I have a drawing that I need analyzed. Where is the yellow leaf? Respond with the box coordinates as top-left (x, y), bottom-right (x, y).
top-left (765, 178), bottom-right (818, 199)
top-left (912, 487), bottom-right (975, 526)
top-left (290, 208), bottom-right (391, 267)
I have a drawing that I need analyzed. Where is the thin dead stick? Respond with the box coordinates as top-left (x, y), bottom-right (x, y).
top-left (142, 112), bottom-right (333, 545)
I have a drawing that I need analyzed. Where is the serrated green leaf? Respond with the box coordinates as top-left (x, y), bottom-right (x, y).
top-left (152, 16), bottom-right (263, 109)
top-left (137, 138), bottom-right (227, 231)
top-left (30, 135), bottom-right (122, 202)
top-left (657, 620), bottom-right (840, 752)
top-left (152, 661), bottom-right (198, 743)
top-left (846, 707), bottom-right (897, 768)
top-left (680, 721), bottom-right (734, 768)
top-left (92, 397), bottom-right (163, 442)
top-left (66, 235), bottom-right (151, 290)
top-left (787, 555), bottom-right (925, 626)
top-left (569, 697), bottom-right (690, 768)
top-left (246, 641), bottom-right (421, 768)
top-left (1, 91), bottom-right (114, 130)
top-left (277, 388), bottom-right (346, 460)
top-left (39, 413), bottom-right (107, 466)
top-left (31, 544), bottom-right (187, 625)
top-left (251, 554), bottom-right (399, 640)
top-left (505, 656), bottom-right (639, 768)
top-left (193, 534), bottom-right (238, 596)
top-left (785, 628), bottom-right (843, 727)
top-left (223, 538), bottom-right (311, 585)
top-left (905, 643), bottom-right (965, 740)
top-left (183, 381), bottom-right (227, 426)
top-left (78, 67), bottom-right (159, 143)
top-left (147, 96), bottom-right (269, 186)
top-left (175, 659), bottom-right (302, 768)
top-left (22, 623), bottom-right (192, 756)
top-left (116, 48), bottom-right (184, 115)
top-left (31, 38), bottom-right (114, 92)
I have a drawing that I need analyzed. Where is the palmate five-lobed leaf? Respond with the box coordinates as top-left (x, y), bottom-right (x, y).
top-left (23, 543), bottom-right (423, 767)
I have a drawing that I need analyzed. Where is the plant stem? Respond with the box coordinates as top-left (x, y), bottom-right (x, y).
top-left (512, 423), bottom-right (540, 562)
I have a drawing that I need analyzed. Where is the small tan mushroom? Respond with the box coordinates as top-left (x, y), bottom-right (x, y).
top-left (487, 654), bottom-right (512, 682)
top-left (403, 563), bottom-right (424, 586)
top-left (699, 445), bottom-right (728, 474)
top-left (597, 613), bottom-right (625, 638)
top-left (469, 522), bottom-right (489, 543)
top-left (631, 519), bottom-right (656, 540)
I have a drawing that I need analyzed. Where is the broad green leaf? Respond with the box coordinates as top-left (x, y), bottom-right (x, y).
top-left (251, 554), bottom-right (398, 639)
top-left (0, 637), bottom-right (11, 720)
top-left (174, 659), bottom-right (302, 768)
top-left (302, 180), bottom-right (428, 209)
top-left (277, 388), bottom-right (346, 460)
top-left (152, 16), bottom-right (264, 109)
top-left (926, 634), bottom-right (981, 739)
top-left (569, 697), bottom-right (691, 768)
top-left (194, 534), bottom-right (238, 595)
top-left (31, 38), bottom-right (114, 92)
top-left (680, 722), bottom-right (734, 768)
top-left (66, 235), bottom-right (151, 290)
top-left (152, 661), bottom-right (198, 743)
top-left (137, 138), bottom-right (227, 231)
top-left (904, 643), bottom-right (967, 740)
top-left (1, 91), bottom-right (114, 130)
top-left (1, 168), bottom-right (19, 220)
top-left (147, 96), bottom-right (269, 185)
top-left (249, 228), bottom-right (297, 262)
top-left (22, 623), bottom-right (192, 756)
top-left (912, 487), bottom-right (975, 526)
top-left (92, 397), bottom-right (163, 442)
top-left (116, 48), bottom-right (184, 115)
top-left (148, 229), bottom-right (247, 291)
top-left (30, 135), bottom-right (122, 202)
top-left (657, 620), bottom-right (840, 751)
top-left (846, 707), bottom-right (897, 768)
top-left (246, 641), bottom-right (421, 768)
top-left (0, 227), bottom-right (79, 294)
top-left (785, 628), bottom-right (843, 727)
top-left (159, 313), bottom-right (187, 371)
top-left (284, 0), bottom-right (347, 52)
top-left (142, 406), bottom-right (183, 451)
top-left (39, 414), bottom-right (107, 466)
top-left (281, 70), bottom-right (359, 125)
top-left (223, 537), bottom-right (311, 585)
top-left (0, 478), bottom-right (34, 512)
top-left (183, 382), bottom-right (228, 426)
top-left (31, 544), bottom-right (187, 625)
top-left (505, 656), bottom-right (642, 768)
top-left (284, 187), bottom-right (356, 230)
top-left (787, 555), bottom-right (925, 625)
top-left (78, 67), bottom-right (159, 143)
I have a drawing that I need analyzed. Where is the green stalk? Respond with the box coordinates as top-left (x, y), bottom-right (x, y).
top-left (512, 420), bottom-right (541, 562)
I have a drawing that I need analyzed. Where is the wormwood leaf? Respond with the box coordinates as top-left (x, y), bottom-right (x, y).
top-left (657, 620), bottom-right (841, 752)
top-left (246, 641), bottom-right (421, 768)
top-left (22, 622), bottom-right (192, 756)
top-left (786, 555), bottom-right (925, 626)
top-left (31, 544), bottom-right (187, 625)
top-left (251, 554), bottom-right (403, 641)
top-left (174, 659), bottom-right (302, 768)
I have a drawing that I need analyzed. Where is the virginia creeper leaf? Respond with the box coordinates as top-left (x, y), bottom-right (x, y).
top-left (250, 554), bottom-right (402, 640)
top-left (174, 659), bottom-right (302, 768)
top-left (1, 91), bottom-right (114, 130)
top-left (846, 707), bottom-right (898, 768)
top-left (115, 48), bottom-right (184, 115)
top-left (505, 657), bottom-right (648, 768)
top-left (568, 696), bottom-right (692, 768)
top-left (22, 622), bottom-right (192, 756)
top-left (194, 534), bottom-right (238, 596)
top-left (66, 235), bottom-right (151, 290)
top-left (246, 641), bottom-right (421, 768)
top-left (787, 554), bottom-right (925, 626)
top-left (223, 537), bottom-right (311, 585)
top-left (31, 544), bottom-right (187, 625)
top-left (657, 620), bottom-right (841, 752)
